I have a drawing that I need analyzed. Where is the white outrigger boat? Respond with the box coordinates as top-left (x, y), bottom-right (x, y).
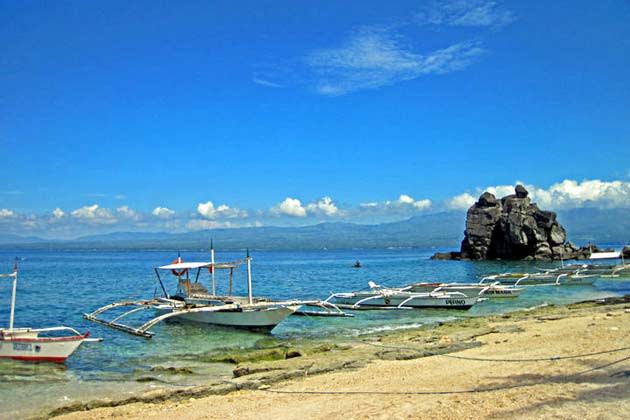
top-left (402, 282), bottom-right (523, 298)
top-left (85, 249), bottom-right (347, 337)
top-left (324, 282), bottom-right (481, 310)
top-left (1, 263), bottom-right (99, 363)
top-left (479, 268), bottom-right (596, 287)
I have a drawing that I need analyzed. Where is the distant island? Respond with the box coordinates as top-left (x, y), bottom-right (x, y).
top-left (0, 206), bottom-right (628, 251)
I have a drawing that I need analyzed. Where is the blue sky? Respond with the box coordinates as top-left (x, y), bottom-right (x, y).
top-left (0, 1), bottom-right (629, 237)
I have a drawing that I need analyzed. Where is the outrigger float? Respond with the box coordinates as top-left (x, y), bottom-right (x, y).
top-left (84, 248), bottom-right (349, 338)
top-left (1, 262), bottom-right (100, 363)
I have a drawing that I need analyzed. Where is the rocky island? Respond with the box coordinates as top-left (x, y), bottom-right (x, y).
top-left (432, 185), bottom-right (623, 261)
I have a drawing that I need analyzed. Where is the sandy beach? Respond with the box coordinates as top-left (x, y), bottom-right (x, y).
top-left (51, 297), bottom-right (630, 420)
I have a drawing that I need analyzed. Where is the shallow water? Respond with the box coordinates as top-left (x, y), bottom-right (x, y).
top-left (0, 248), bottom-right (627, 418)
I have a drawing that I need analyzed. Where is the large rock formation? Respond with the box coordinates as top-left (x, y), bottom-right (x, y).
top-left (433, 185), bottom-right (590, 261)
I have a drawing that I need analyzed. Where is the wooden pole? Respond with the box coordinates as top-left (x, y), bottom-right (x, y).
top-left (9, 272), bottom-right (17, 330)
top-left (154, 268), bottom-right (169, 298)
top-left (246, 250), bottom-right (253, 304)
top-left (211, 245), bottom-right (216, 296)
top-left (229, 268), bottom-right (233, 296)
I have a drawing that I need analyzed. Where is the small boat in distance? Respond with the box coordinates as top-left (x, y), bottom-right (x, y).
top-left (1, 261), bottom-right (99, 363)
top-left (352, 260), bottom-right (362, 268)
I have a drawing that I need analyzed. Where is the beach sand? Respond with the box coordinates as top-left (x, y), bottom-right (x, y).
top-left (55, 299), bottom-right (630, 419)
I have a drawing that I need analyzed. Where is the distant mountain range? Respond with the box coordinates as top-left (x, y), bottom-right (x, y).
top-left (0, 208), bottom-right (627, 250)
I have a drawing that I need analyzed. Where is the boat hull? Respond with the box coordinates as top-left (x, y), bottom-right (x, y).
top-left (0, 336), bottom-right (86, 363)
top-left (159, 305), bottom-right (299, 330)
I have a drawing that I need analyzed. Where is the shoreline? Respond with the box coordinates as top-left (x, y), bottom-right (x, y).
top-left (48, 295), bottom-right (630, 419)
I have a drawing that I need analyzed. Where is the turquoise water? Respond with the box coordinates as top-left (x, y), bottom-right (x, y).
top-left (0, 248), bottom-right (628, 418)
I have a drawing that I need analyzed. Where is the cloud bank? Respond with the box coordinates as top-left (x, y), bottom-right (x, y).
top-left (1, 179), bottom-right (627, 238)
top-left (448, 179), bottom-right (630, 210)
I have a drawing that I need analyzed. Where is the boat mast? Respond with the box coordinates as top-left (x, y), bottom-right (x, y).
top-left (246, 249), bottom-right (253, 304)
top-left (211, 239), bottom-right (216, 296)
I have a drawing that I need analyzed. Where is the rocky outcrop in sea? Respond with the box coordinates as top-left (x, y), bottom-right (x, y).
top-left (432, 185), bottom-right (602, 261)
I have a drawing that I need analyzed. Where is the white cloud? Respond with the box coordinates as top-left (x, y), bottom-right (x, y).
top-left (360, 202), bottom-right (379, 208)
top-left (186, 219), bottom-right (234, 231)
top-left (306, 26), bottom-right (484, 95)
top-left (396, 194), bottom-right (432, 210)
top-left (417, 0), bottom-right (515, 28)
top-left (389, 194), bottom-right (432, 210)
top-left (197, 201), bottom-right (248, 219)
top-left (271, 197), bottom-right (307, 217)
top-left (449, 179), bottom-right (630, 210)
top-left (306, 196), bottom-right (340, 216)
top-left (70, 204), bottom-right (117, 224)
top-left (252, 74), bottom-right (283, 88)
top-left (0, 209), bottom-right (15, 218)
top-left (358, 194), bottom-right (432, 216)
top-left (52, 208), bottom-right (65, 219)
top-left (397, 194), bottom-right (415, 205)
top-left (152, 206), bottom-right (175, 218)
top-left (485, 184), bottom-right (518, 199)
top-left (446, 192), bottom-right (476, 210)
top-left (413, 199), bottom-right (432, 210)
top-left (529, 179), bottom-right (630, 209)
top-left (114, 194), bottom-right (126, 200)
top-left (116, 205), bottom-right (140, 220)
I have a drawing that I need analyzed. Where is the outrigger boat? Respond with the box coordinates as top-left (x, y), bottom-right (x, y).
top-left (1, 262), bottom-right (99, 363)
top-left (402, 282), bottom-right (523, 298)
top-left (324, 282), bottom-right (481, 310)
top-left (479, 268), bottom-right (597, 286)
top-left (85, 249), bottom-right (347, 338)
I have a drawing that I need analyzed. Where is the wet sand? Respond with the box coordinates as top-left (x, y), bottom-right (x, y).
top-left (54, 298), bottom-right (630, 419)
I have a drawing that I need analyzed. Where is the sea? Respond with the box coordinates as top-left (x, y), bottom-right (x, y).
top-left (0, 248), bottom-right (628, 418)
